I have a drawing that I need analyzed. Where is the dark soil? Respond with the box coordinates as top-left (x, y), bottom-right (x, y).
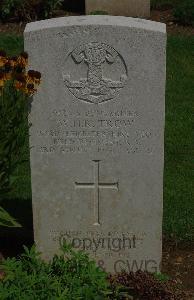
top-left (0, 9), bottom-right (194, 36)
top-left (0, 22), bottom-right (25, 35)
top-left (162, 241), bottom-right (194, 299)
top-left (151, 9), bottom-right (194, 36)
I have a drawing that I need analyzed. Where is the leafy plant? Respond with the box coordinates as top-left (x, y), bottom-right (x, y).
top-left (154, 272), bottom-right (170, 282)
top-left (90, 10), bottom-right (108, 15)
top-left (0, 49), bottom-right (41, 227)
top-left (151, 0), bottom-right (178, 10)
top-left (173, 0), bottom-right (194, 26)
top-left (43, 0), bottom-right (63, 18)
top-left (0, 244), bottom-right (110, 299)
top-left (0, 206), bottom-right (21, 227)
top-left (0, 0), bottom-right (63, 21)
top-left (0, 0), bottom-right (22, 20)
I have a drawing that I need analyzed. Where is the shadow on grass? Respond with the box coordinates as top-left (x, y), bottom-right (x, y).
top-left (0, 197), bottom-right (33, 257)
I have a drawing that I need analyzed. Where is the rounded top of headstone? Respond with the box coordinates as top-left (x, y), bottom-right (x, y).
top-left (24, 15), bottom-right (166, 35)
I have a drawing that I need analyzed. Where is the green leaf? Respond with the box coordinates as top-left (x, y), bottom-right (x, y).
top-left (0, 206), bottom-right (21, 227)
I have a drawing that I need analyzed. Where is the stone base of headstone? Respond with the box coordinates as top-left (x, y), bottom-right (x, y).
top-left (86, 0), bottom-right (150, 18)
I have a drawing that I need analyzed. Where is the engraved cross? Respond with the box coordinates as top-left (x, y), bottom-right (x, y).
top-left (75, 160), bottom-right (119, 226)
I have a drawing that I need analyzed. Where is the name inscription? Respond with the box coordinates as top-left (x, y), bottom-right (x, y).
top-left (33, 107), bottom-right (154, 155)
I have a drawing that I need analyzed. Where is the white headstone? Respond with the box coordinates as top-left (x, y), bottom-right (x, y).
top-left (86, 0), bottom-right (150, 18)
top-left (25, 16), bottom-right (166, 273)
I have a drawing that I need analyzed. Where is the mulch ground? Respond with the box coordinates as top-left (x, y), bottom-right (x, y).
top-left (151, 9), bottom-right (194, 36)
top-left (162, 241), bottom-right (194, 299)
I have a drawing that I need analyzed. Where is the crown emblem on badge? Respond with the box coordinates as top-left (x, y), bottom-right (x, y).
top-left (63, 42), bottom-right (128, 104)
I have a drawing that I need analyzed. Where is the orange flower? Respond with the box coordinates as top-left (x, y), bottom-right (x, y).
top-left (14, 73), bottom-right (26, 91)
top-left (9, 56), bottom-right (18, 68)
top-left (26, 83), bottom-right (37, 95)
top-left (0, 72), bottom-right (5, 95)
top-left (17, 52), bottom-right (28, 68)
top-left (15, 73), bottom-right (26, 83)
top-left (4, 72), bottom-right (12, 80)
top-left (0, 72), bottom-right (5, 87)
top-left (14, 80), bottom-right (24, 91)
top-left (26, 75), bottom-right (34, 84)
top-left (0, 79), bottom-right (4, 88)
top-left (21, 52), bottom-right (28, 59)
top-left (0, 50), bottom-right (7, 67)
top-left (4, 62), bottom-right (13, 80)
top-left (0, 49), bottom-right (41, 96)
top-left (27, 70), bottom-right (41, 84)
top-left (34, 71), bottom-right (41, 84)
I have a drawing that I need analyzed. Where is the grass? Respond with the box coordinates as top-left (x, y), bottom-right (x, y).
top-left (0, 33), bottom-right (23, 56)
top-left (164, 35), bottom-right (194, 240)
top-left (0, 32), bottom-right (193, 241)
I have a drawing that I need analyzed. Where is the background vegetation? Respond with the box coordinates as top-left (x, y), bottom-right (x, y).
top-left (151, 0), bottom-right (194, 26)
top-left (0, 245), bottom-right (110, 300)
top-left (0, 0), bottom-right (63, 21)
top-left (0, 0), bottom-right (194, 26)
top-left (151, 0), bottom-right (179, 9)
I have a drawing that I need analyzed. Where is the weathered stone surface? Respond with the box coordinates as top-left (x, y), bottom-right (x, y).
top-left (86, 0), bottom-right (150, 18)
top-left (25, 16), bottom-right (166, 273)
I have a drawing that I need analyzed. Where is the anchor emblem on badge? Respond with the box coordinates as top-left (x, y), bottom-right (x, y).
top-left (63, 42), bottom-right (128, 104)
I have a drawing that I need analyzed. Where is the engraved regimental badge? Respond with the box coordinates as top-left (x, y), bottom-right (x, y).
top-left (63, 42), bottom-right (128, 104)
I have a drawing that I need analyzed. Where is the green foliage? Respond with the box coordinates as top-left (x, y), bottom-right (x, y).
top-left (0, 0), bottom-right (21, 20)
top-left (0, 48), bottom-right (41, 228)
top-left (151, 0), bottom-right (178, 10)
top-left (0, 83), bottom-right (28, 227)
top-left (43, 0), bottom-right (63, 18)
top-left (0, 35), bottom-right (31, 228)
top-left (154, 272), bottom-right (170, 282)
top-left (0, 36), bottom-right (24, 229)
top-left (0, 83), bottom-right (28, 196)
top-left (0, 0), bottom-right (29, 21)
top-left (90, 11), bottom-right (108, 15)
top-left (164, 35), bottom-right (194, 241)
top-left (0, 36), bottom-right (30, 229)
top-left (151, 0), bottom-right (194, 25)
top-left (0, 244), bottom-right (110, 300)
top-left (173, 0), bottom-right (194, 26)
top-left (0, 34), bottom-right (23, 57)
top-left (0, 206), bottom-right (21, 227)
top-left (0, 0), bottom-right (63, 21)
